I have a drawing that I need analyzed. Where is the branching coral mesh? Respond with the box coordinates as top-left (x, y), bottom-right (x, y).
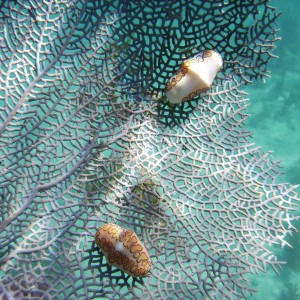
top-left (0, 1), bottom-right (298, 299)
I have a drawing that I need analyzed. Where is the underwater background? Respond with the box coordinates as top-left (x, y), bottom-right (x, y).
top-left (0, 1), bottom-right (299, 299)
top-left (247, 0), bottom-right (300, 299)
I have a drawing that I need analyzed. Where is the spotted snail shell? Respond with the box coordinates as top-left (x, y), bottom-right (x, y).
top-left (165, 50), bottom-right (223, 104)
top-left (95, 223), bottom-right (151, 277)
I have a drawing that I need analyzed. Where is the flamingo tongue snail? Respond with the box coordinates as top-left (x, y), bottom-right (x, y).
top-left (95, 223), bottom-right (152, 277)
top-left (165, 50), bottom-right (223, 104)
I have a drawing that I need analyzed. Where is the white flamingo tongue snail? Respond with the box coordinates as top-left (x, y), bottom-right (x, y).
top-left (95, 223), bottom-right (151, 277)
top-left (165, 49), bottom-right (223, 104)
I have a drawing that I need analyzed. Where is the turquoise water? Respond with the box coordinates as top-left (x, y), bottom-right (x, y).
top-left (246, 0), bottom-right (300, 299)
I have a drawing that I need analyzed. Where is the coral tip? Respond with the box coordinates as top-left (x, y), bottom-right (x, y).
top-left (95, 223), bottom-right (151, 277)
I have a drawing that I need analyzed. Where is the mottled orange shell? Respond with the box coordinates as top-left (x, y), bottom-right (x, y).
top-left (95, 223), bottom-right (151, 277)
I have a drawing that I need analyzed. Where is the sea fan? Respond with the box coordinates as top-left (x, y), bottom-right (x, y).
top-left (0, 1), bottom-right (298, 299)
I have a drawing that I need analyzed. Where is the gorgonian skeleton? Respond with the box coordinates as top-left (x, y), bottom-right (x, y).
top-left (0, 1), bottom-right (298, 299)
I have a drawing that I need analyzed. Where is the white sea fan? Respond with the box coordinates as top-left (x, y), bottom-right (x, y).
top-left (0, 1), bottom-right (298, 299)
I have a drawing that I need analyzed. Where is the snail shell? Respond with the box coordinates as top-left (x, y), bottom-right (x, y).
top-left (95, 223), bottom-right (151, 277)
top-left (165, 50), bottom-right (223, 104)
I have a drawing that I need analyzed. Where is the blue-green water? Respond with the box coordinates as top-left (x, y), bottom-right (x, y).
top-left (247, 0), bottom-right (300, 299)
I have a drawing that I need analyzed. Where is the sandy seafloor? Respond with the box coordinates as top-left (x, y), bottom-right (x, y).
top-left (246, 0), bottom-right (300, 299)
